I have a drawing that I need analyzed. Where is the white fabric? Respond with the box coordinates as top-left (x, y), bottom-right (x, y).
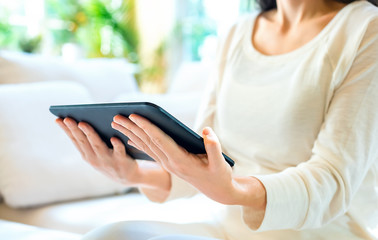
top-left (68, 58), bottom-right (139, 102)
top-left (166, 2), bottom-right (378, 240)
top-left (0, 193), bottom-right (222, 235)
top-left (115, 61), bottom-right (212, 128)
top-left (82, 221), bottom-right (225, 240)
top-left (0, 51), bottom-right (77, 84)
top-left (149, 235), bottom-right (219, 240)
top-left (114, 92), bottom-right (202, 129)
top-left (0, 220), bottom-right (81, 240)
top-left (168, 61), bottom-right (212, 94)
top-left (0, 81), bottom-right (129, 208)
top-left (0, 51), bottom-right (139, 102)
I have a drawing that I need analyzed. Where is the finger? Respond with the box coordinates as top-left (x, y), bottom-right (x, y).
top-left (64, 117), bottom-right (95, 160)
top-left (110, 137), bottom-right (139, 181)
top-left (56, 118), bottom-right (77, 143)
top-left (126, 139), bottom-right (159, 162)
top-left (110, 137), bottom-right (132, 159)
top-left (202, 127), bottom-right (224, 168)
top-left (126, 139), bottom-right (164, 166)
top-left (128, 114), bottom-right (185, 160)
top-left (113, 115), bottom-right (167, 162)
top-left (127, 140), bottom-right (139, 150)
top-left (56, 118), bottom-right (85, 157)
top-left (78, 122), bottom-right (109, 156)
top-left (111, 120), bottom-right (147, 153)
top-left (111, 121), bottom-right (160, 161)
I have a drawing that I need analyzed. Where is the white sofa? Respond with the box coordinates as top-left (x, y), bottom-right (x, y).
top-left (0, 51), bottom-right (222, 239)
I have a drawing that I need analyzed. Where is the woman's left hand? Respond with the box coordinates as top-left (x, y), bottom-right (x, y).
top-left (112, 114), bottom-right (266, 208)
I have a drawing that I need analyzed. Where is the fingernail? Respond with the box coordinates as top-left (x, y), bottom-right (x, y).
top-left (78, 123), bottom-right (86, 132)
top-left (113, 116), bottom-right (119, 123)
top-left (129, 115), bottom-right (137, 123)
top-left (203, 127), bottom-right (211, 136)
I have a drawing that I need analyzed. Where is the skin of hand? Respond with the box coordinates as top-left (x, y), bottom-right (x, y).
top-left (112, 114), bottom-right (267, 220)
top-left (56, 115), bottom-right (266, 227)
top-left (55, 117), bottom-right (172, 202)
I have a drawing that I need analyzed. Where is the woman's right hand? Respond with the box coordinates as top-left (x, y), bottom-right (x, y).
top-left (55, 117), bottom-right (143, 186)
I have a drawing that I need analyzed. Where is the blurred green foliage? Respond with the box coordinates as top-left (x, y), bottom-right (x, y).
top-left (19, 35), bottom-right (42, 53)
top-left (0, 11), bottom-right (24, 51)
top-left (0, 22), bottom-right (12, 46)
top-left (46, 0), bottom-right (139, 62)
top-left (0, 23), bottom-right (32, 52)
top-left (0, 0), bottom-right (254, 89)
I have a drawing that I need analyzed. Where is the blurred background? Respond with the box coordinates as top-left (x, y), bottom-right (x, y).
top-left (0, 0), bottom-right (256, 92)
top-left (0, 2), bottom-right (260, 232)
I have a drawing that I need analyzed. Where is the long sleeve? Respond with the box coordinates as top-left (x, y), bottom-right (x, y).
top-left (243, 17), bottom-right (378, 231)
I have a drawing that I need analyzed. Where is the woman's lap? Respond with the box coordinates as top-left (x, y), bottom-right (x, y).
top-left (81, 221), bottom-right (224, 240)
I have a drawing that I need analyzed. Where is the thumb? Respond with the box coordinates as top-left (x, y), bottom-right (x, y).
top-left (203, 127), bottom-right (224, 166)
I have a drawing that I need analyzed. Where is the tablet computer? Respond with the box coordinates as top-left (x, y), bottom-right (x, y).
top-left (49, 102), bottom-right (234, 167)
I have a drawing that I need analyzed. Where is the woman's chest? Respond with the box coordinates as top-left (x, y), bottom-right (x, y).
top-left (214, 51), bottom-right (335, 166)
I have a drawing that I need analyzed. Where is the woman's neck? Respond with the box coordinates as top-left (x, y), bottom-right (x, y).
top-left (252, 0), bottom-right (348, 55)
top-left (274, 0), bottom-right (346, 29)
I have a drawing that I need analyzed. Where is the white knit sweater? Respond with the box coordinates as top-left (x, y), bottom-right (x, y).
top-left (166, 1), bottom-right (378, 239)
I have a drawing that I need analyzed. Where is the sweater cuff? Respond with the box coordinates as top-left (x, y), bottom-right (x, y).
top-left (164, 174), bottom-right (199, 202)
top-left (243, 169), bottom-right (308, 231)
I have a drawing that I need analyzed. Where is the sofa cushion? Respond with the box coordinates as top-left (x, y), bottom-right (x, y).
top-left (0, 81), bottom-right (129, 208)
top-left (0, 220), bottom-right (81, 240)
top-left (67, 58), bottom-right (139, 102)
top-left (168, 61), bottom-right (211, 94)
top-left (114, 92), bottom-right (203, 129)
top-left (0, 51), bottom-right (139, 102)
top-left (0, 51), bottom-right (77, 84)
top-left (0, 192), bottom-right (222, 235)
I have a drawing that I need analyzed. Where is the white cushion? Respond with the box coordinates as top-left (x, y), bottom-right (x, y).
top-left (0, 81), bottom-right (128, 208)
top-left (0, 220), bottom-right (81, 240)
top-left (0, 51), bottom-right (77, 84)
top-left (114, 61), bottom-right (212, 131)
top-left (0, 51), bottom-right (139, 102)
top-left (168, 61), bottom-right (211, 94)
top-left (0, 193), bottom-right (222, 234)
top-left (114, 92), bottom-right (203, 129)
top-left (66, 58), bottom-right (139, 102)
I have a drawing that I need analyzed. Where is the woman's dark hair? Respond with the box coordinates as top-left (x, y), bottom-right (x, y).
top-left (257, 0), bottom-right (378, 11)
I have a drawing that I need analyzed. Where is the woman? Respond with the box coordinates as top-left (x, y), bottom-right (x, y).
top-left (57, 0), bottom-right (378, 239)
